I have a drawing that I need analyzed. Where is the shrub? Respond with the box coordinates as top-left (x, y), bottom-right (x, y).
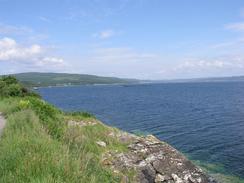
top-left (0, 76), bottom-right (39, 98)
top-left (4, 83), bottom-right (22, 97)
top-left (1, 75), bottom-right (18, 85)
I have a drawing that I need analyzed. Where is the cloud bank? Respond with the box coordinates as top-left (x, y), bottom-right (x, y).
top-left (0, 37), bottom-right (67, 73)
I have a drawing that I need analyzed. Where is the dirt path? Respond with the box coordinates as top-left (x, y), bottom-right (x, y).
top-left (0, 113), bottom-right (6, 136)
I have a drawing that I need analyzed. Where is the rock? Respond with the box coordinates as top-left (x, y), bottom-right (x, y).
top-left (137, 163), bottom-right (156, 183)
top-left (145, 151), bottom-right (164, 164)
top-left (118, 132), bottom-right (136, 143)
top-left (145, 135), bottom-right (162, 144)
top-left (108, 132), bottom-right (116, 137)
top-left (101, 133), bottom-right (216, 183)
top-left (145, 154), bottom-right (157, 163)
top-left (68, 120), bottom-right (97, 127)
top-left (101, 158), bottom-right (112, 166)
top-left (171, 173), bottom-right (183, 183)
top-left (185, 174), bottom-right (202, 183)
top-left (138, 160), bottom-right (147, 167)
top-left (155, 173), bottom-right (171, 183)
top-left (114, 153), bottom-right (141, 169)
top-left (96, 141), bottom-right (106, 147)
top-left (152, 159), bottom-right (173, 176)
top-left (120, 175), bottom-right (129, 183)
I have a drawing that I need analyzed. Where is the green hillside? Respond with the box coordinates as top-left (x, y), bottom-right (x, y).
top-left (11, 72), bottom-right (138, 87)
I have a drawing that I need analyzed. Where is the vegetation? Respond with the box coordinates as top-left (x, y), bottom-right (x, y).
top-left (11, 72), bottom-right (138, 87)
top-left (0, 76), bottom-right (131, 183)
top-left (0, 76), bottom-right (39, 97)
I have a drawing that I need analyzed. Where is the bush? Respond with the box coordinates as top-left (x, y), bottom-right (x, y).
top-left (1, 76), bottom-right (18, 85)
top-left (0, 76), bottom-right (39, 98)
top-left (4, 84), bottom-right (22, 97)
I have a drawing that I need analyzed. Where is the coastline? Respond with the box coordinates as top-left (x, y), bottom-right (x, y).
top-left (1, 76), bottom-right (243, 182)
top-left (0, 97), bottom-right (216, 183)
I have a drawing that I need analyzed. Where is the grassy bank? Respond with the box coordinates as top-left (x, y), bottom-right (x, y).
top-left (0, 76), bottom-right (131, 183)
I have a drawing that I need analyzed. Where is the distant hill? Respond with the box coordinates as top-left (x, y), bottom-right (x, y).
top-left (2, 73), bottom-right (243, 87)
top-left (10, 72), bottom-right (139, 87)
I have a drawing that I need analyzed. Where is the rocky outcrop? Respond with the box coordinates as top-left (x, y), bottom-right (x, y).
top-left (66, 119), bottom-right (217, 183)
top-left (68, 119), bottom-right (97, 127)
top-left (103, 132), bottom-right (217, 183)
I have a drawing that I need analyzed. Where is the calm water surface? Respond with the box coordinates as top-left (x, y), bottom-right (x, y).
top-left (38, 82), bottom-right (244, 178)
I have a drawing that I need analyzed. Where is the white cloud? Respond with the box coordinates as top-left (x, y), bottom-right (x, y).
top-left (0, 37), bottom-right (42, 61)
top-left (225, 22), bottom-right (244, 31)
top-left (0, 37), bottom-right (67, 72)
top-left (0, 37), bottom-right (16, 48)
top-left (93, 30), bottom-right (120, 39)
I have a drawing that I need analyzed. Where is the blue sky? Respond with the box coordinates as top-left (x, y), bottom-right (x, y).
top-left (0, 0), bottom-right (244, 79)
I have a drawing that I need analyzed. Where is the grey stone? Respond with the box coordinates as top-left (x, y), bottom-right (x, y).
top-left (96, 141), bottom-right (106, 147)
top-left (137, 164), bottom-right (156, 183)
top-left (102, 134), bottom-right (216, 183)
top-left (155, 173), bottom-right (172, 183)
top-left (171, 173), bottom-right (184, 183)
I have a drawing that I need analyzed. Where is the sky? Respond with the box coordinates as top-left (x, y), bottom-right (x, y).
top-left (0, 0), bottom-right (244, 79)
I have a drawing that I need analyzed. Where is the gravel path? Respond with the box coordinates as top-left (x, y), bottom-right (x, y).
top-left (0, 113), bottom-right (6, 136)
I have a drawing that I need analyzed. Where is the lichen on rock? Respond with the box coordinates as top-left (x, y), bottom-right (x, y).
top-left (102, 132), bottom-right (217, 183)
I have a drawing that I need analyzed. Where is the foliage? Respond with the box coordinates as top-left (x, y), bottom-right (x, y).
top-left (0, 76), bottom-right (39, 98)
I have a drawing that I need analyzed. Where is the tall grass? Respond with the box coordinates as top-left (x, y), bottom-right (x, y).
top-left (0, 98), bottom-right (129, 182)
top-left (0, 110), bottom-right (73, 183)
top-left (0, 76), bottom-right (132, 182)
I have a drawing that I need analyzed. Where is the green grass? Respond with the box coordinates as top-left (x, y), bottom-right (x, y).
top-left (0, 98), bottom-right (20, 115)
top-left (0, 82), bottom-right (133, 183)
